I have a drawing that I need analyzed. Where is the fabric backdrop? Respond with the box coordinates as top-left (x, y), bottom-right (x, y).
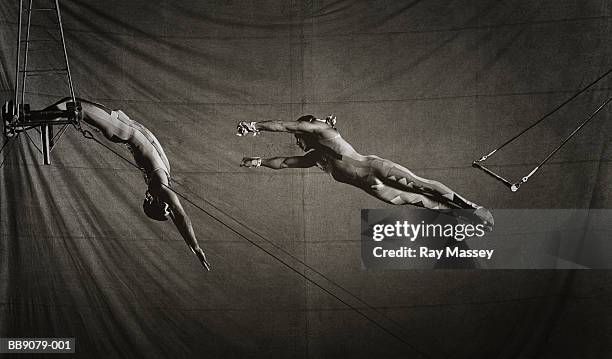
top-left (1, 1), bottom-right (610, 358)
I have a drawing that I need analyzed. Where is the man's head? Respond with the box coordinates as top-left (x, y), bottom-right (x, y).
top-left (294, 114), bottom-right (337, 151)
top-left (143, 190), bottom-right (170, 221)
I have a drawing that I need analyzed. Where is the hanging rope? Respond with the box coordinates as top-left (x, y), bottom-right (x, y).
top-left (169, 176), bottom-right (425, 347)
top-left (23, 130), bottom-right (43, 154)
top-left (50, 123), bottom-right (71, 149)
top-left (518, 96), bottom-right (612, 187)
top-left (473, 68), bottom-right (612, 192)
top-left (76, 126), bottom-right (433, 358)
top-left (0, 135), bottom-right (20, 170)
top-left (0, 138), bottom-right (12, 156)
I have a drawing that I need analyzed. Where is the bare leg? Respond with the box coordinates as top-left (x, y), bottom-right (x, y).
top-left (368, 178), bottom-right (453, 210)
top-left (373, 160), bottom-right (493, 229)
top-left (385, 164), bottom-right (480, 210)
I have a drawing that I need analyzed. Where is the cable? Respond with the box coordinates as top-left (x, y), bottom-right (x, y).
top-left (50, 123), bottom-right (70, 151)
top-left (170, 176), bottom-right (428, 348)
top-left (477, 68), bottom-right (612, 162)
top-left (167, 184), bottom-right (431, 357)
top-left (526, 96), bottom-right (612, 177)
top-left (474, 69), bottom-right (612, 191)
top-left (0, 138), bottom-right (12, 156)
top-left (0, 135), bottom-right (20, 170)
top-left (77, 128), bottom-right (433, 358)
top-left (23, 129), bottom-right (42, 154)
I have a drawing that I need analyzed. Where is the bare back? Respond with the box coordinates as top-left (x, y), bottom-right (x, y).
top-left (54, 99), bottom-right (171, 180)
top-left (314, 133), bottom-right (384, 188)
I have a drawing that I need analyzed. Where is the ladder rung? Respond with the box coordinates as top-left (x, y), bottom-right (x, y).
top-left (26, 49), bottom-right (54, 53)
top-left (19, 69), bottom-right (68, 75)
top-left (24, 7), bottom-right (56, 11)
top-left (20, 39), bottom-right (59, 43)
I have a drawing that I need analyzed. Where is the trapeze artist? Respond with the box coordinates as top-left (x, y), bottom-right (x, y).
top-left (236, 115), bottom-right (494, 230)
top-left (46, 98), bottom-right (211, 270)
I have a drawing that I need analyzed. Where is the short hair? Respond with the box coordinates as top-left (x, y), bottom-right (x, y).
top-left (296, 114), bottom-right (336, 128)
top-left (297, 114), bottom-right (317, 122)
top-left (143, 190), bottom-right (170, 221)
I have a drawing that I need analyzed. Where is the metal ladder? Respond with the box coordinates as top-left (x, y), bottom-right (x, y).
top-left (13, 0), bottom-right (76, 165)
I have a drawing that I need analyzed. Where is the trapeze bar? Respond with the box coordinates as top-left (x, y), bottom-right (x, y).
top-left (471, 161), bottom-right (513, 189)
top-left (2, 100), bottom-right (81, 136)
top-left (17, 119), bottom-right (76, 126)
top-left (26, 109), bottom-right (76, 121)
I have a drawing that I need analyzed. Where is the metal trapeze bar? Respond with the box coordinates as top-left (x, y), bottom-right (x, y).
top-left (471, 161), bottom-right (513, 189)
top-left (473, 96), bottom-right (612, 192)
top-left (3, 100), bottom-right (80, 138)
top-left (22, 118), bottom-right (77, 125)
top-left (27, 108), bottom-right (71, 118)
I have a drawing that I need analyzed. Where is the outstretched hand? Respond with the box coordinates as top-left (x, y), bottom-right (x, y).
top-left (236, 121), bottom-right (259, 137)
top-left (240, 156), bottom-right (262, 168)
top-left (194, 247), bottom-right (211, 271)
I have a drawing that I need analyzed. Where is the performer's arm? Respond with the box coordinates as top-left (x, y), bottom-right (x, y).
top-left (158, 186), bottom-right (211, 270)
top-left (255, 120), bottom-right (322, 134)
top-left (241, 152), bottom-right (318, 169)
top-left (237, 120), bottom-right (336, 138)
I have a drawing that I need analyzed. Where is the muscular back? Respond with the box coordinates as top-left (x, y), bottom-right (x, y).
top-left (51, 98), bottom-right (171, 176)
top-left (313, 133), bottom-right (378, 187)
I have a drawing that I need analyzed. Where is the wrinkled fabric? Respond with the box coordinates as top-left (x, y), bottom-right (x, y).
top-left (0, 1), bottom-right (610, 358)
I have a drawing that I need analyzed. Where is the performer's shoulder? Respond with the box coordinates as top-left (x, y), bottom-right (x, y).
top-left (318, 128), bottom-right (341, 141)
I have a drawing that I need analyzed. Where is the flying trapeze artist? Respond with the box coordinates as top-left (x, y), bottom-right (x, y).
top-left (46, 97), bottom-right (211, 270)
top-left (236, 115), bottom-right (494, 229)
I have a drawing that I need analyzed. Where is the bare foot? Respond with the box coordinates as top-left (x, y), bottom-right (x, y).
top-left (473, 207), bottom-right (494, 232)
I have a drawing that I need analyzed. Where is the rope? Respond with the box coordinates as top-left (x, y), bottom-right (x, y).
top-left (51, 123), bottom-right (70, 147)
top-left (506, 96), bottom-right (612, 191)
top-left (477, 68), bottom-right (612, 162)
top-left (0, 135), bottom-right (20, 170)
top-left (531, 97), bottom-right (612, 172)
top-left (0, 138), bottom-right (11, 155)
top-left (79, 128), bottom-right (141, 170)
top-left (23, 129), bottom-right (42, 154)
top-left (167, 184), bottom-right (432, 357)
top-left (77, 127), bottom-right (433, 358)
top-left (170, 176), bottom-right (427, 349)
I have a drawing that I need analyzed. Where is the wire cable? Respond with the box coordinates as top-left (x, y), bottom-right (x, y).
top-left (77, 127), bottom-right (434, 358)
top-left (170, 176), bottom-right (431, 350)
top-left (0, 135), bottom-right (20, 170)
top-left (50, 123), bottom-right (70, 151)
top-left (526, 96), bottom-right (612, 175)
top-left (477, 68), bottom-right (612, 162)
top-left (473, 69), bottom-right (612, 191)
top-left (0, 138), bottom-right (12, 156)
top-left (23, 129), bottom-right (42, 154)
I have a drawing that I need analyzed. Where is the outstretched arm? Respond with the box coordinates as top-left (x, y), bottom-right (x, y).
top-left (237, 120), bottom-right (337, 139)
top-left (241, 152), bottom-right (319, 169)
top-left (254, 120), bottom-right (322, 134)
top-left (157, 185), bottom-right (211, 270)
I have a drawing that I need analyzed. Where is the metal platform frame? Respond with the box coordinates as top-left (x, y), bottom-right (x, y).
top-left (2, 0), bottom-right (79, 165)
